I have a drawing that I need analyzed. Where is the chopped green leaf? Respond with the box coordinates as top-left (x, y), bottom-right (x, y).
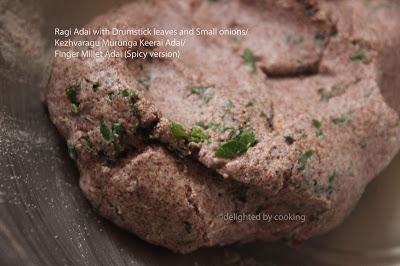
top-left (111, 123), bottom-right (125, 139)
top-left (236, 130), bottom-right (257, 148)
top-left (70, 103), bottom-right (79, 114)
top-left (260, 111), bottom-right (268, 118)
top-left (100, 118), bottom-right (112, 142)
top-left (118, 89), bottom-right (140, 125)
top-left (67, 141), bottom-right (76, 160)
top-left (215, 141), bottom-right (247, 158)
top-left (99, 119), bottom-right (126, 153)
top-left (190, 126), bottom-right (209, 143)
top-left (190, 86), bottom-right (207, 96)
top-left (215, 130), bottom-right (257, 158)
top-left (312, 118), bottom-right (321, 128)
top-left (119, 89), bottom-right (130, 97)
top-left (243, 48), bottom-right (256, 73)
top-left (170, 122), bottom-right (210, 143)
top-left (298, 150), bottom-right (315, 171)
top-left (92, 82), bottom-right (100, 92)
top-left (170, 121), bottom-right (188, 138)
top-left (331, 112), bottom-right (353, 125)
top-left (350, 48), bottom-right (367, 62)
top-left (245, 100), bottom-right (254, 107)
top-left (129, 91), bottom-right (138, 103)
top-left (107, 92), bottom-right (115, 100)
top-left (312, 119), bottom-right (323, 137)
top-left (189, 86), bottom-right (213, 103)
top-left (225, 99), bottom-right (234, 110)
top-left (66, 84), bottom-right (82, 105)
top-left (327, 170), bottom-right (336, 193)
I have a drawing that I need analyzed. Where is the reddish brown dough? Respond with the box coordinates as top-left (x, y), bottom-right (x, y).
top-left (45, 0), bottom-right (400, 253)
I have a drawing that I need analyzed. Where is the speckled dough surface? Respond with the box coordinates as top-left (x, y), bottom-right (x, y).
top-left (45, 0), bottom-right (400, 253)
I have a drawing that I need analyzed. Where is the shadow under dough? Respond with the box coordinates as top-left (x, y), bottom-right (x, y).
top-left (378, 36), bottom-right (400, 115)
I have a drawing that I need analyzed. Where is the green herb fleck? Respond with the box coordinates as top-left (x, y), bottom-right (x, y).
top-left (111, 123), bottom-right (125, 140)
top-left (190, 126), bottom-right (209, 143)
top-left (92, 82), bottom-right (100, 92)
top-left (70, 103), bottom-right (79, 114)
top-left (100, 118), bottom-right (112, 142)
top-left (298, 150), bottom-right (315, 171)
top-left (243, 48), bottom-right (256, 73)
top-left (99, 119), bottom-right (126, 153)
top-left (226, 99), bottom-right (234, 109)
top-left (129, 91), bottom-right (138, 103)
top-left (170, 122), bottom-right (210, 143)
top-left (245, 100), bottom-right (254, 108)
top-left (312, 119), bottom-right (323, 137)
top-left (331, 112), bottom-right (353, 125)
top-left (190, 86), bottom-right (206, 96)
top-left (67, 141), bottom-right (76, 160)
top-left (215, 130), bottom-right (257, 159)
top-left (119, 89), bottom-right (130, 97)
top-left (66, 84), bottom-right (82, 105)
top-left (170, 121), bottom-right (188, 138)
top-left (107, 91), bottom-right (116, 100)
top-left (350, 48), bottom-right (367, 62)
top-left (189, 86), bottom-right (213, 103)
top-left (327, 170), bottom-right (336, 193)
top-left (118, 89), bottom-right (140, 125)
top-left (215, 141), bottom-right (247, 158)
top-left (236, 130), bottom-right (256, 149)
